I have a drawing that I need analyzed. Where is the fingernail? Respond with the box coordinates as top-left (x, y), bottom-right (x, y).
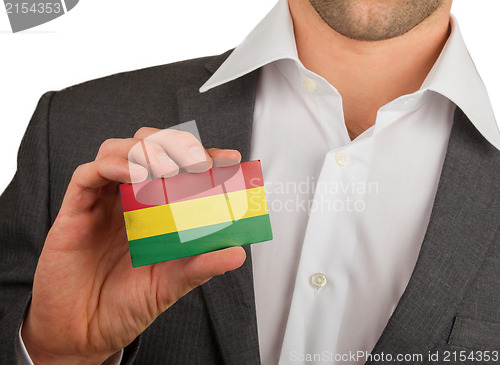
top-left (212, 157), bottom-right (240, 167)
top-left (129, 163), bottom-right (148, 183)
top-left (188, 146), bottom-right (207, 162)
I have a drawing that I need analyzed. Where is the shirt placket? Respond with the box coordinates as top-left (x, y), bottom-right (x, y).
top-left (278, 72), bottom-right (375, 363)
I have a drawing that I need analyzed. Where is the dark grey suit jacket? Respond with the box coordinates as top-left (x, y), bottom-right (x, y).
top-left (1, 51), bottom-right (499, 364)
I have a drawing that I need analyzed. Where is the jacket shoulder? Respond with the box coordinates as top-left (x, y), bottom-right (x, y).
top-left (53, 51), bottom-right (231, 105)
top-left (44, 51), bottom-right (232, 143)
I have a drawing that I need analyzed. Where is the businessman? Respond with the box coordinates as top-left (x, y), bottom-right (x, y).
top-left (1, 0), bottom-right (499, 364)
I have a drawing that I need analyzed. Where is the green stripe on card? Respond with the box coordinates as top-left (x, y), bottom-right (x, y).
top-left (128, 214), bottom-right (273, 267)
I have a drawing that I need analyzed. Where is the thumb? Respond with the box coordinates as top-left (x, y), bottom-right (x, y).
top-left (154, 246), bottom-right (247, 311)
top-left (182, 246), bottom-right (247, 287)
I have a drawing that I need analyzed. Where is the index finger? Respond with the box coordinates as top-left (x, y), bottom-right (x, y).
top-left (134, 127), bottom-right (212, 173)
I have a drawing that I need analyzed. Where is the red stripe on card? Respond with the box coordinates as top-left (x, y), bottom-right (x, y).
top-left (120, 160), bottom-right (264, 212)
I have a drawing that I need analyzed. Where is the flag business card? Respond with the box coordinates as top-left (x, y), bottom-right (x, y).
top-left (120, 160), bottom-right (273, 267)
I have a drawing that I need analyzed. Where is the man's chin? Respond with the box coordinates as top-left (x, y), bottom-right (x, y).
top-left (309, 0), bottom-right (445, 41)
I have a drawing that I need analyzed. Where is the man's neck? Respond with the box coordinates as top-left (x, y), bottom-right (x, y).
top-left (288, 0), bottom-right (452, 140)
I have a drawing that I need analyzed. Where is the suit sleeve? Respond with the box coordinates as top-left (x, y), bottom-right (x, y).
top-left (0, 92), bottom-right (140, 364)
top-left (0, 92), bottom-right (55, 364)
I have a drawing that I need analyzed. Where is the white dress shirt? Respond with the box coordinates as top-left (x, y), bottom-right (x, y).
top-left (201, 0), bottom-right (499, 364)
top-left (18, 0), bottom-right (499, 364)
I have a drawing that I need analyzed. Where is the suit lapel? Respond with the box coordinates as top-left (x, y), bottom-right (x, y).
top-left (176, 54), bottom-right (261, 364)
top-left (368, 108), bottom-right (500, 363)
top-left (176, 50), bottom-right (257, 162)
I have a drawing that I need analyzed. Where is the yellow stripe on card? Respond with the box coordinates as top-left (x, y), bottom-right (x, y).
top-left (123, 186), bottom-right (269, 241)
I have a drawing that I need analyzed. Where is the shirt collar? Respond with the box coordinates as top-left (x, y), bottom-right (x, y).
top-left (200, 0), bottom-right (500, 150)
top-left (421, 16), bottom-right (499, 149)
top-left (199, 0), bottom-right (297, 92)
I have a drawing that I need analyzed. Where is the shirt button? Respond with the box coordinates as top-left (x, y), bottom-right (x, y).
top-left (311, 273), bottom-right (327, 289)
top-left (335, 150), bottom-right (349, 166)
top-left (302, 78), bottom-right (317, 92)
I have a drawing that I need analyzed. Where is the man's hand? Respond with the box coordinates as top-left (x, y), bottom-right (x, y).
top-left (21, 127), bottom-right (246, 365)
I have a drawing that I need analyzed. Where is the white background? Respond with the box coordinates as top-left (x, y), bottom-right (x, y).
top-left (1, 0), bottom-right (499, 194)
